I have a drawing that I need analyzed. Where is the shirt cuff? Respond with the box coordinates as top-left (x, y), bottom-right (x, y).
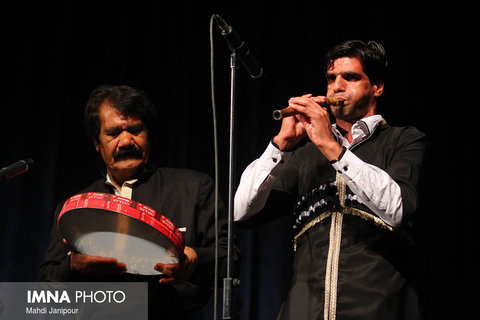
top-left (330, 148), bottom-right (364, 182)
top-left (329, 146), bottom-right (347, 164)
top-left (258, 141), bottom-right (292, 168)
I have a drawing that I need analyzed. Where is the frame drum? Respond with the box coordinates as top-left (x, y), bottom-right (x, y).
top-left (58, 192), bottom-right (185, 275)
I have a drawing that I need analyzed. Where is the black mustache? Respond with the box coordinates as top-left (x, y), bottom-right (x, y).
top-left (113, 146), bottom-right (143, 162)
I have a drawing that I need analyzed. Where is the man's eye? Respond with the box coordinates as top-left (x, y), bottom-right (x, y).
top-left (343, 73), bottom-right (361, 81)
top-left (129, 128), bottom-right (142, 135)
top-left (326, 75), bottom-right (336, 83)
top-left (128, 125), bottom-right (145, 135)
top-left (106, 130), bottom-right (120, 137)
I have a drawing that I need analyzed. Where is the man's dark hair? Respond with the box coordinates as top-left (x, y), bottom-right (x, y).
top-left (84, 85), bottom-right (157, 143)
top-left (324, 40), bottom-right (388, 85)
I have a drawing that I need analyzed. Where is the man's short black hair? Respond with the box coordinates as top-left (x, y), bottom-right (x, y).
top-left (84, 85), bottom-right (157, 143)
top-left (324, 40), bottom-right (388, 85)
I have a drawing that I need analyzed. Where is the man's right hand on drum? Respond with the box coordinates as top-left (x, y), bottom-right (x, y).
top-left (154, 246), bottom-right (198, 284)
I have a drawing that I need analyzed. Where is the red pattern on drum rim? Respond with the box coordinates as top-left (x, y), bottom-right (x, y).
top-left (57, 192), bottom-right (185, 256)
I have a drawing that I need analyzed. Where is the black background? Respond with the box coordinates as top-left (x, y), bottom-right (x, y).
top-left (0, 1), bottom-right (475, 319)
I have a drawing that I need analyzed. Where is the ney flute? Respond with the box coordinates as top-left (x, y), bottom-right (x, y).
top-left (272, 97), bottom-right (343, 120)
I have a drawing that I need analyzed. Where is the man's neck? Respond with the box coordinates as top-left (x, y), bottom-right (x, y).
top-left (107, 169), bottom-right (141, 190)
top-left (335, 108), bottom-right (377, 143)
top-left (335, 119), bottom-right (355, 143)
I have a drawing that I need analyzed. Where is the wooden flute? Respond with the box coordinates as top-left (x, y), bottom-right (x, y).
top-left (272, 97), bottom-right (343, 120)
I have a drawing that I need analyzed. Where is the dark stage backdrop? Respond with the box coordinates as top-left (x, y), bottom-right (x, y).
top-left (0, 1), bottom-right (475, 319)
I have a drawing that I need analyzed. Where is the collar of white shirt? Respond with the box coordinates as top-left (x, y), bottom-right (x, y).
top-left (332, 114), bottom-right (384, 148)
top-left (105, 173), bottom-right (138, 199)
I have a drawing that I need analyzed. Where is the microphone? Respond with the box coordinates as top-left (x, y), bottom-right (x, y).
top-left (0, 158), bottom-right (34, 183)
top-left (273, 97), bottom-right (343, 120)
top-left (214, 14), bottom-right (264, 79)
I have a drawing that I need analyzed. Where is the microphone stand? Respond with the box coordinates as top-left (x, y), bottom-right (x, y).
top-left (213, 14), bottom-right (263, 319)
top-left (223, 51), bottom-right (238, 320)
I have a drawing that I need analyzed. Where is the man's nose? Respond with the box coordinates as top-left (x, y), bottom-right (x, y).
top-left (118, 131), bottom-right (135, 147)
top-left (333, 76), bottom-right (346, 92)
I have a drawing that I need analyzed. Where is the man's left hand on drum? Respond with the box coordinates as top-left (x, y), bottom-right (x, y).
top-left (154, 246), bottom-right (198, 284)
top-left (63, 238), bottom-right (127, 276)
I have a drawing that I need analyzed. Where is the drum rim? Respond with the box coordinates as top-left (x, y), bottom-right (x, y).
top-left (57, 192), bottom-right (185, 259)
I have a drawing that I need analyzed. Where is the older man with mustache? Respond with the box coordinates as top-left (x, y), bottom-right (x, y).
top-left (39, 85), bottom-right (238, 320)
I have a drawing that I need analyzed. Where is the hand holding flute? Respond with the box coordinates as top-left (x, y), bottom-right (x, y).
top-left (272, 94), bottom-right (344, 161)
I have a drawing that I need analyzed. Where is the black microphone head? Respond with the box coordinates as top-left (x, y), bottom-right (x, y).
top-left (0, 158), bottom-right (34, 183)
top-left (24, 158), bottom-right (34, 166)
top-left (213, 14), bottom-right (230, 35)
top-left (213, 14), bottom-right (266, 81)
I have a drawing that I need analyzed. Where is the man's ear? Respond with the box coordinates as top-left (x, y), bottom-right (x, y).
top-left (94, 140), bottom-right (100, 152)
top-left (373, 82), bottom-right (384, 98)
